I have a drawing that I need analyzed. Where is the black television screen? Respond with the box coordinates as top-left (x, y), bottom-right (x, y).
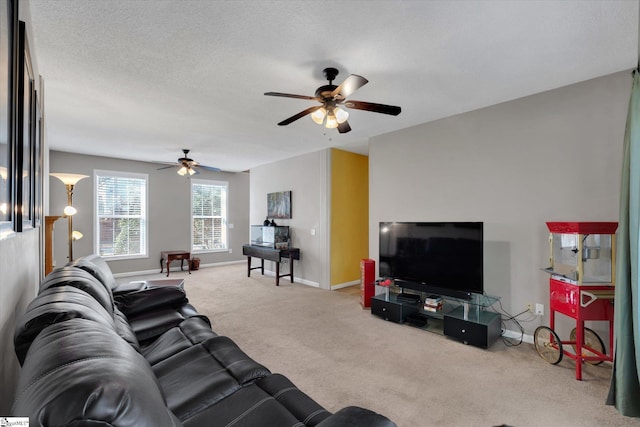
top-left (379, 222), bottom-right (483, 299)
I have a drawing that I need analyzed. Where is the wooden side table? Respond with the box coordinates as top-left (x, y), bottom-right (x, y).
top-left (160, 250), bottom-right (191, 277)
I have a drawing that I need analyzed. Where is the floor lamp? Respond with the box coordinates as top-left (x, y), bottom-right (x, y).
top-left (50, 173), bottom-right (88, 262)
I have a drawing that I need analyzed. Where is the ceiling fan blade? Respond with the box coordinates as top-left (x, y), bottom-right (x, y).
top-left (278, 105), bottom-right (322, 126)
top-left (198, 165), bottom-right (221, 173)
top-left (156, 164), bottom-right (177, 170)
top-left (265, 92), bottom-right (317, 101)
top-left (337, 120), bottom-right (351, 134)
top-left (331, 75), bottom-right (368, 99)
top-left (344, 100), bottom-right (401, 116)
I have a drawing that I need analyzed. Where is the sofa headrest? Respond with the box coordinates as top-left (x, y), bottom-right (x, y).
top-left (40, 267), bottom-right (115, 314)
top-left (67, 254), bottom-right (119, 291)
top-left (14, 285), bottom-right (116, 365)
top-left (12, 318), bottom-right (183, 427)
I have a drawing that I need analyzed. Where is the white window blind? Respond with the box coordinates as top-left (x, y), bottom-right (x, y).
top-left (191, 179), bottom-right (227, 252)
top-left (95, 170), bottom-right (147, 258)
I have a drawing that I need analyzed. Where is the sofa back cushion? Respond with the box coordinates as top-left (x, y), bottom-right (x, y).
top-left (40, 266), bottom-right (115, 315)
top-left (68, 254), bottom-right (119, 291)
top-left (14, 286), bottom-right (117, 365)
top-left (113, 306), bottom-right (141, 351)
top-left (12, 318), bottom-right (182, 427)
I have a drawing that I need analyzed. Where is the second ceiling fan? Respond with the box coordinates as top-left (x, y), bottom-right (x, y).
top-left (264, 67), bottom-right (401, 134)
top-left (156, 149), bottom-right (220, 176)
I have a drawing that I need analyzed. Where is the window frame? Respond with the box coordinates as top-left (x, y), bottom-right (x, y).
top-left (190, 178), bottom-right (228, 254)
top-left (94, 169), bottom-right (148, 260)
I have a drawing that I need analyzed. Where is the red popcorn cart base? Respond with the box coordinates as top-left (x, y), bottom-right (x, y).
top-left (534, 221), bottom-right (617, 380)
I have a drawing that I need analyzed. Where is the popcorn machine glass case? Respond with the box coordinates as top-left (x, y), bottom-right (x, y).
top-left (535, 221), bottom-right (618, 380)
top-left (545, 222), bottom-right (617, 285)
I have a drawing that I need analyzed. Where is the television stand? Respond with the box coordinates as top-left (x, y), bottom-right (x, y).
top-left (371, 291), bottom-right (501, 349)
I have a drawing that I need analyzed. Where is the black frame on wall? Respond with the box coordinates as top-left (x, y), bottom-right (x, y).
top-left (0, 4), bottom-right (41, 236)
top-left (0, 0), bottom-right (16, 239)
top-left (14, 19), bottom-right (36, 232)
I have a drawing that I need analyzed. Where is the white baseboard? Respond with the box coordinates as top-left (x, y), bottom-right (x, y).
top-left (112, 260), bottom-right (244, 278)
top-left (331, 280), bottom-right (360, 290)
top-left (260, 269), bottom-right (320, 287)
top-left (502, 328), bottom-right (534, 344)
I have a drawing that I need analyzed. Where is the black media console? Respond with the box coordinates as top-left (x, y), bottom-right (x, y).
top-left (371, 291), bottom-right (501, 349)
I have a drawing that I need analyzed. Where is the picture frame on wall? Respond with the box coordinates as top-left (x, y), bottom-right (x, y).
top-left (15, 19), bottom-right (35, 232)
top-left (31, 88), bottom-right (41, 228)
top-left (0, 0), bottom-right (15, 239)
top-left (267, 191), bottom-right (292, 219)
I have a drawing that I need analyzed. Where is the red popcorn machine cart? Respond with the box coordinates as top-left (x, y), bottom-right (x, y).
top-left (534, 221), bottom-right (617, 380)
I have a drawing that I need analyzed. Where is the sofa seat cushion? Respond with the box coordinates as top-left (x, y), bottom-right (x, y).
top-left (182, 382), bottom-right (309, 427)
top-left (14, 286), bottom-right (116, 365)
top-left (142, 316), bottom-right (218, 365)
top-left (12, 318), bottom-right (182, 427)
top-left (179, 374), bottom-right (331, 427)
top-left (128, 304), bottom-right (206, 343)
top-left (255, 374), bottom-right (331, 426)
top-left (153, 336), bottom-right (271, 422)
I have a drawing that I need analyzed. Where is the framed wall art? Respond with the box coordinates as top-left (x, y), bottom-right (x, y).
top-left (0, 0), bottom-right (16, 239)
top-left (267, 190), bottom-right (292, 219)
top-left (15, 19), bottom-right (35, 232)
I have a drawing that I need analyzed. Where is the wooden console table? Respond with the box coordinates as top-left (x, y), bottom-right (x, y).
top-left (160, 250), bottom-right (191, 277)
top-left (242, 244), bottom-right (300, 286)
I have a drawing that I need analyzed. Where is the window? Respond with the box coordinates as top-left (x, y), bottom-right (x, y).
top-left (191, 179), bottom-right (227, 252)
top-left (95, 170), bottom-right (147, 259)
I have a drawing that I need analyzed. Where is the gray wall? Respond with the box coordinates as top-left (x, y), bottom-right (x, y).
top-left (250, 149), bottom-right (330, 288)
top-left (49, 151), bottom-right (250, 274)
top-left (0, 1), bottom-right (42, 413)
top-left (369, 71), bottom-right (630, 340)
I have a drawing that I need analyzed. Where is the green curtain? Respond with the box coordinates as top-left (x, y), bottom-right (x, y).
top-left (607, 70), bottom-right (640, 416)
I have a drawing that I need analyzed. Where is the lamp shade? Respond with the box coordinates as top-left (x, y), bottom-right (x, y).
top-left (334, 107), bottom-right (349, 124)
top-left (50, 173), bottom-right (89, 186)
top-left (72, 230), bottom-right (83, 241)
top-left (325, 111), bottom-right (338, 129)
top-left (311, 107), bottom-right (326, 125)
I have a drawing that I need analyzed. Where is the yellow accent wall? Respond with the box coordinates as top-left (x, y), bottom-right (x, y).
top-left (330, 148), bottom-right (369, 287)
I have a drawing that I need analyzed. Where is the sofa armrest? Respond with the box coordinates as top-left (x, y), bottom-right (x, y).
top-left (316, 406), bottom-right (397, 427)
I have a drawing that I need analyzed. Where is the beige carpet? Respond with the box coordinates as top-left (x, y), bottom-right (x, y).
top-left (123, 264), bottom-right (640, 427)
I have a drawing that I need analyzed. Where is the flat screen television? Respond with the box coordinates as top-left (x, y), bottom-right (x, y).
top-left (378, 221), bottom-right (483, 300)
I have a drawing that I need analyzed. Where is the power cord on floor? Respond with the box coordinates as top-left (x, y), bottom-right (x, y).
top-left (490, 299), bottom-right (537, 347)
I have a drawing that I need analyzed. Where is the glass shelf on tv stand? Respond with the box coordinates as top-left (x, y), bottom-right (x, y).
top-left (384, 287), bottom-right (500, 333)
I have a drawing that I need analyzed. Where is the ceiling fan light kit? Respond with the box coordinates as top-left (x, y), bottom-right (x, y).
top-left (265, 67), bottom-right (401, 133)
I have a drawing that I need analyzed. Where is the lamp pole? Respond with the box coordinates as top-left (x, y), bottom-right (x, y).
top-left (65, 183), bottom-right (74, 261)
top-left (50, 173), bottom-right (88, 263)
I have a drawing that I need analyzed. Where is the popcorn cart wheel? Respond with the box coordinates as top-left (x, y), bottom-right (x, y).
top-left (569, 327), bottom-right (606, 366)
top-left (534, 326), bottom-right (563, 365)
top-left (534, 326), bottom-right (606, 366)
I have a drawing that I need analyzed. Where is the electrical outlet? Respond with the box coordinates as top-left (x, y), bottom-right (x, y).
top-left (527, 304), bottom-right (533, 313)
top-left (229, 248), bottom-right (233, 254)
top-left (535, 303), bottom-right (544, 316)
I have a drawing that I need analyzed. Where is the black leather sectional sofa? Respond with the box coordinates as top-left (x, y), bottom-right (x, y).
top-left (12, 254), bottom-right (395, 427)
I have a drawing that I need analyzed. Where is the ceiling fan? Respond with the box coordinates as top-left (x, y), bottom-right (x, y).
top-left (156, 149), bottom-right (221, 176)
top-left (264, 67), bottom-right (401, 134)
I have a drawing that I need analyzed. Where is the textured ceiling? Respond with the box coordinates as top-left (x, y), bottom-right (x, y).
top-left (26, 0), bottom-right (638, 172)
